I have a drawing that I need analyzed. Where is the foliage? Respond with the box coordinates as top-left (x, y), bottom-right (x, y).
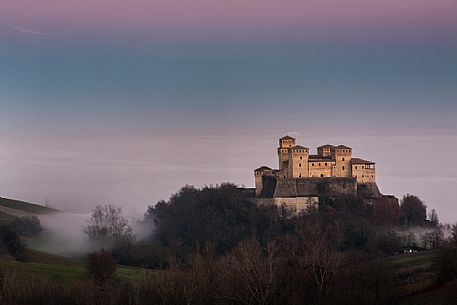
top-left (421, 229), bottom-right (444, 250)
top-left (146, 183), bottom-right (288, 254)
top-left (86, 249), bottom-right (117, 284)
top-left (0, 224), bottom-right (26, 261)
top-left (429, 209), bottom-right (439, 227)
top-left (400, 194), bottom-right (427, 226)
top-left (436, 241), bottom-right (457, 284)
top-left (371, 197), bottom-right (401, 226)
top-left (10, 216), bottom-right (43, 236)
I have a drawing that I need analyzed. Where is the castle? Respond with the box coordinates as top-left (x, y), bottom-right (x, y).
top-left (254, 136), bottom-right (391, 213)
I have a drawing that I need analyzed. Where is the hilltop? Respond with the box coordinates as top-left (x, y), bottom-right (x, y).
top-left (0, 197), bottom-right (58, 223)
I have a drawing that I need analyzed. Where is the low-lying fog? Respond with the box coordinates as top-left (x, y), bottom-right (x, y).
top-left (35, 212), bottom-right (151, 256)
top-left (1, 131), bottom-right (456, 223)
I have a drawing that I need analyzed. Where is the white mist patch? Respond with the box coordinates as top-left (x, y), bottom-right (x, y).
top-left (35, 212), bottom-right (92, 256)
top-left (33, 212), bottom-right (149, 257)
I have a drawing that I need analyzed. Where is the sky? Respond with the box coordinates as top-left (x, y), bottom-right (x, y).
top-left (0, 0), bottom-right (457, 222)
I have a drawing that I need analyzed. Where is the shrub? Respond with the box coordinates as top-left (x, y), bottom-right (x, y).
top-left (86, 249), bottom-right (117, 284)
top-left (0, 225), bottom-right (26, 261)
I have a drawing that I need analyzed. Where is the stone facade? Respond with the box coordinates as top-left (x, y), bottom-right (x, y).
top-left (255, 135), bottom-right (379, 199)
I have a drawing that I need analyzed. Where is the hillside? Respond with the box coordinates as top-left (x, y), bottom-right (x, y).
top-left (0, 197), bottom-right (58, 221)
top-left (0, 248), bottom-right (151, 283)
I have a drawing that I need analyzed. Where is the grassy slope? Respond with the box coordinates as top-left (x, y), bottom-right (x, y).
top-left (0, 197), bottom-right (58, 215)
top-left (0, 211), bottom-right (16, 225)
top-left (0, 249), bottom-right (152, 282)
top-left (398, 280), bottom-right (457, 305)
top-left (392, 252), bottom-right (437, 301)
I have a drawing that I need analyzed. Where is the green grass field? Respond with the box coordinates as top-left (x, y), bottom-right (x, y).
top-left (0, 249), bottom-right (153, 283)
top-left (393, 252), bottom-right (435, 269)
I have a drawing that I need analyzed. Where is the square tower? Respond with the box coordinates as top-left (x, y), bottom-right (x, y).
top-left (278, 136), bottom-right (296, 177)
top-left (334, 145), bottom-right (352, 177)
top-left (288, 145), bottom-right (309, 178)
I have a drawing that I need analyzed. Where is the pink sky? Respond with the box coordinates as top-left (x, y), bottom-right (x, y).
top-left (2, 0), bottom-right (457, 35)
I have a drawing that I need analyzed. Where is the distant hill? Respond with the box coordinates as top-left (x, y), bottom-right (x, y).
top-left (0, 197), bottom-right (58, 222)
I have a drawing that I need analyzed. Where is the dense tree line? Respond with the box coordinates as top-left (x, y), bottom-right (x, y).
top-left (2, 184), bottom-right (453, 305)
top-left (110, 184), bottom-right (432, 269)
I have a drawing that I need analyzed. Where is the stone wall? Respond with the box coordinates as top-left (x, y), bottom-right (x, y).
top-left (273, 177), bottom-right (357, 198)
top-left (357, 182), bottom-right (382, 199)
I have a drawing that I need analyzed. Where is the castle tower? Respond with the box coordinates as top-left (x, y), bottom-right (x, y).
top-left (278, 136), bottom-right (296, 178)
top-left (334, 145), bottom-right (352, 177)
top-left (254, 166), bottom-right (272, 196)
top-left (288, 145), bottom-right (309, 178)
top-left (317, 144), bottom-right (335, 157)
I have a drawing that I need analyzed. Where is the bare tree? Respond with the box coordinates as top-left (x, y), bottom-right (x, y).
top-left (83, 204), bottom-right (135, 243)
top-left (421, 228), bottom-right (444, 250)
top-left (428, 209), bottom-right (439, 227)
top-left (216, 240), bottom-right (280, 305)
top-left (303, 231), bottom-right (342, 304)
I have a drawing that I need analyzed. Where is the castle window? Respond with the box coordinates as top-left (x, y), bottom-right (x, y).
top-left (300, 156), bottom-right (302, 160)
top-left (342, 158), bottom-right (345, 161)
top-left (362, 166), bottom-right (365, 169)
top-left (355, 166), bottom-right (358, 169)
top-left (319, 163), bottom-right (321, 166)
top-left (342, 166), bottom-right (345, 170)
top-left (320, 174), bottom-right (324, 177)
top-left (299, 163), bottom-right (302, 167)
top-left (299, 174), bottom-right (302, 177)
top-left (325, 163), bottom-right (327, 166)
top-left (312, 163), bottom-right (314, 166)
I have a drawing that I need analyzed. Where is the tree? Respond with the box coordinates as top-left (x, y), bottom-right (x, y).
top-left (452, 224), bottom-right (457, 245)
top-left (421, 229), bottom-right (444, 250)
top-left (371, 197), bottom-right (401, 226)
top-left (146, 184), bottom-right (287, 254)
top-left (216, 240), bottom-right (280, 305)
top-left (83, 204), bottom-right (134, 244)
top-left (428, 209), bottom-right (439, 227)
top-left (10, 216), bottom-right (43, 236)
top-left (86, 249), bottom-right (117, 284)
top-left (0, 225), bottom-right (26, 261)
top-left (400, 194), bottom-right (427, 226)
